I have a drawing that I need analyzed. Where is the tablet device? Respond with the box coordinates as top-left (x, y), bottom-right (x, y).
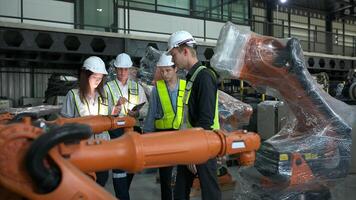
top-left (131, 102), bottom-right (146, 111)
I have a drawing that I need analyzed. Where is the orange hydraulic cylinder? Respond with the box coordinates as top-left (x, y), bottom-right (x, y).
top-left (0, 112), bottom-right (14, 124)
top-left (66, 128), bottom-right (260, 173)
top-left (49, 115), bottom-right (136, 134)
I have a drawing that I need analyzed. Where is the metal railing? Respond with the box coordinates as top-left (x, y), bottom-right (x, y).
top-left (251, 19), bottom-right (356, 57)
top-left (0, 0), bottom-right (355, 57)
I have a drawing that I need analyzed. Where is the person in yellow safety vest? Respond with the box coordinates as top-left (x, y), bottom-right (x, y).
top-left (143, 53), bottom-right (186, 200)
top-left (106, 53), bottom-right (147, 118)
top-left (60, 56), bottom-right (111, 188)
top-left (167, 31), bottom-right (221, 200)
top-left (104, 53), bottom-right (147, 200)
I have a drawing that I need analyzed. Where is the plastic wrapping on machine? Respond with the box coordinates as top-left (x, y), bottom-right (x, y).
top-left (139, 46), bottom-right (162, 85)
top-left (211, 22), bottom-right (354, 200)
top-left (2, 105), bottom-right (62, 119)
top-left (139, 46), bottom-right (186, 85)
top-left (44, 73), bottom-right (78, 103)
top-left (138, 46), bottom-right (163, 99)
top-left (106, 59), bottom-right (117, 82)
top-left (218, 90), bottom-right (253, 131)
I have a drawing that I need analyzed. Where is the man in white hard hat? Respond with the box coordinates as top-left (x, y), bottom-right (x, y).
top-left (143, 53), bottom-right (186, 200)
top-left (167, 31), bottom-right (221, 200)
top-left (105, 53), bottom-right (147, 200)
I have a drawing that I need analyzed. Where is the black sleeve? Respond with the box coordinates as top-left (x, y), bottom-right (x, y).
top-left (194, 69), bottom-right (218, 130)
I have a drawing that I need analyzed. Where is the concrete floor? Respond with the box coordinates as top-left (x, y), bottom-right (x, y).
top-left (104, 169), bottom-right (234, 200)
top-left (102, 167), bottom-right (356, 200)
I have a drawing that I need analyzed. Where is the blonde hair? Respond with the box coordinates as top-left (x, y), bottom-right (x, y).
top-left (177, 44), bottom-right (197, 58)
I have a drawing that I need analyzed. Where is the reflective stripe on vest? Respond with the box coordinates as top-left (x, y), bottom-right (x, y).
top-left (107, 79), bottom-right (139, 115)
top-left (155, 79), bottom-right (186, 130)
top-left (182, 66), bottom-right (220, 130)
top-left (70, 89), bottom-right (108, 117)
top-left (70, 89), bottom-right (110, 140)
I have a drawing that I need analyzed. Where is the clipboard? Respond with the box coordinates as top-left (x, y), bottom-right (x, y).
top-left (131, 102), bottom-right (146, 111)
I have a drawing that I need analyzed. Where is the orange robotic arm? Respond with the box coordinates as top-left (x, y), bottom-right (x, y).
top-left (0, 113), bottom-right (136, 133)
top-left (0, 112), bottom-right (14, 124)
top-left (211, 22), bottom-right (352, 198)
top-left (65, 128), bottom-right (259, 172)
top-left (0, 120), bottom-right (260, 200)
top-left (47, 115), bottom-right (136, 133)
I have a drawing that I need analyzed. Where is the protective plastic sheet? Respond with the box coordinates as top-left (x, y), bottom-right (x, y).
top-left (139, 46), bottom-right (187, 84)
top-left (218, 90), bottom-right (252, 131)
top-left (211, 22), bottom-right (354, 200)
top-left (139, 46), bottom-right (253, 130)
top-left (106, 59), bottom-right (117, 82)
top-left (1, 105), bottom-right (62, 118)
top-left (139, 46), bottom-right (162, 85)
top-left (44, 73), bottom-right (78, 102)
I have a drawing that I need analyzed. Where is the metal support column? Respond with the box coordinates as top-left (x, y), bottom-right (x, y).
top-left (265, 0), bottom-right (274, 36)
top-left (325, 14), bottom-right (333, 54)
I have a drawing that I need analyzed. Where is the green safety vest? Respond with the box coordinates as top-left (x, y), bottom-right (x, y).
top-left (106, 79), bottom-right (139, 115)
top-left (183, 66), bottom-right (220, 130)
top-left (155, 79), bottom-right (186, 130)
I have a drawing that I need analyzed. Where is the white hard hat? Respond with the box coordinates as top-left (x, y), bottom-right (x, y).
top-left (157, 53), bottom-right (174, 67)
top-left (83, 56), bottom-right (108, 74)
top-left (167, 31), bottom-right (196, 53)
top-left (113, 53), bottom-right (133, 68)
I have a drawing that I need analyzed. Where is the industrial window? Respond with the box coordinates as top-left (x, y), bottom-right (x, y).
top-left (223, 0), bottom-right (248, 24)
top-left (192, 0), bottom-right (249, 24)
top-left (192, 0), bottom-right (222, 19)
top-left (157, 0), bottom-right (189, 15)
top-left (83, 0), bottom-right (114, 31)
top-left (117, 0), bottom-right (189, 14)
top-left (124, 0), bottom-right (156, 11)
top-left (115, 0), bottom-right (249, 24)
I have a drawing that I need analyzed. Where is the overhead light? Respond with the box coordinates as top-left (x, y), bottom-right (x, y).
top-left (279, 0), bottom-right (287, 3)
top-left (96, 8), bottom-right (103, 12)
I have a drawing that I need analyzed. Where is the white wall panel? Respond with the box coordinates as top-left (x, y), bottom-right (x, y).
top-left (273, 11), bottom-right (288, 22)
top-left (205, 21), bottom-right (227, 39)
top-left (252, 7), bottom-right (265, 17)
top-left (345, 24), bottom-right (356, 33)
top-left (117, 9), bottom-right (248, 42)
top-left (0, 0), bottom-right (74, 28)
top-left (333, 22), bottom-right (343, 30)
top-left (118, 8), bottom-right (125, 33)
top-left (129, 10), bottom-right (203, 37)
top-left (291, 14), bottom-right (307, 23)
top-left (0, 0), bottom-right (21, 23)
top-left (23, 0), bottom-right (74, 29)
top-left (0, 0), bottom-right (74, 29)
top-left (310, 18), bottom-right (324, 27)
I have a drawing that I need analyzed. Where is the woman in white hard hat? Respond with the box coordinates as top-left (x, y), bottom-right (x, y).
top-left (143, 53), bottom-right (186, 200)
top-left (60, 56), bottom-right (111, 187)
top-left (105, 52), bottom-right (147, 200)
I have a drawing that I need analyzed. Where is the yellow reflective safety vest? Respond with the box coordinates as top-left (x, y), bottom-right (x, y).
top-left (155, 79), bottom-right (186, 130)
top-left (106, 79), bottom-right (139, 115)
top-left (70, 89), bottom-right (110, 140)
top-left (182, 66), bottom-right (220, 130)
top-left (70, 89), bottom-right (109, 116)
